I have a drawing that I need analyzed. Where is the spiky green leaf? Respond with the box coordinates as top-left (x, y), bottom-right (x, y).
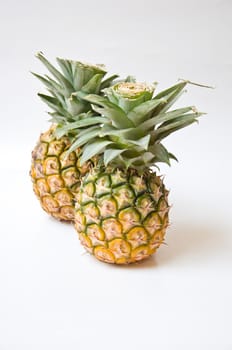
top-left (55, 117), bottom-right (108, 138)
top-left (67, 126), bottom-right (101, 153)
top-left (82, 94), bottom-right (134, 128)
top-left (104, 148), bottom-right (125, 166)
top-left (65, 95), bottom-right (88, 115)
top-left (48, 112), bottom-right (66, 124)
top-left (153, 81), bottom-right (187, 100)
top-left (153, 115), bottom-right (199, 141)
top-left (128, 135), bottom-right (150, 150)
top-left (99, 125), bottom-right (143, 140)
top-left (81, 74), bottom-right (105, 94)
top-left (153, 81), bottom-right (187, 115)
top-left (45, 74), bottom-right (66, 94)
top-left (36, 52), bottom-right (73, 92)
top-left (56, 58), bottom-right (73, 84)
top-left (38, 93), bottom-right (71, 118)
top-left (168, 152), bottom-right (178, 162)
top-left (100, 74), bottom-right (119, 89)
top-left (80, 139), bottom-right (112, 165)
top-left (140, 106), bottom-right (196, 132)
top-left (148, 143), bottom-right (171, 165)
top-left (127, 98), bottom-right (166, 125)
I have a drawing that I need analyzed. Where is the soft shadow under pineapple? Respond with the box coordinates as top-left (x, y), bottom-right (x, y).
top-left (90, 221), bottom-right (223, 269)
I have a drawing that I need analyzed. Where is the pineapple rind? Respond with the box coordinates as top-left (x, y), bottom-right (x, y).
top-left (75, 168), bottom-right (170, 264)
top-left (30, 127), bottom-right (92, 221)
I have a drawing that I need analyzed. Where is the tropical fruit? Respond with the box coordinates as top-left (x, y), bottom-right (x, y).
top-left (75, 167), bottom-right (169, 264)
top-left (30, 52), bottom-right (118, 221)
top-left (72, 80), bottom-right (204, 263)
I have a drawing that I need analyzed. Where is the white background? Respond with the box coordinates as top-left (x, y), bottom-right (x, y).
top-left (0, 0), bottom-right (232, 348)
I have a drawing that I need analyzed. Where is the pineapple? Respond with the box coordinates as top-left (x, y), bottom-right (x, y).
top-left (75, 167), bottom-right (169, 264)
top-left (30, 52), bottom-right (119, 221)
top-left (72, 80), bottom-right (205, 263)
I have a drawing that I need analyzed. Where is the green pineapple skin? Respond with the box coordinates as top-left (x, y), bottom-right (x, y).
top-left (75, 167), bottom-right (170, 264)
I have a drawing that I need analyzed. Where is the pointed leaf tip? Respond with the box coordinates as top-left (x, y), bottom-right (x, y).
top-left (35, 51), bottom-right (44, 58)
top-left (178, 78), bottom-right (215, 89)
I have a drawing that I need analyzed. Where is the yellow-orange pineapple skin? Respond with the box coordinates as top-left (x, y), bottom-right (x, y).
top-left (75, 168), bottom-right (170, 264)
top-left (30, 127), bottom-right (91, 222)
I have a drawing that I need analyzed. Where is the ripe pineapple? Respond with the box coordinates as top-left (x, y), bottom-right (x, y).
top-left (73, 80), bottom-right (204, 263)
top-left (75, 167), bottom-right (169, 264)
top-left (30, 52), bottom-right (119, 221)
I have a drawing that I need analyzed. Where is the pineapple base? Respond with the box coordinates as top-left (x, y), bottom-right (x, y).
top-left (75, 167), bottom-right (170, 264)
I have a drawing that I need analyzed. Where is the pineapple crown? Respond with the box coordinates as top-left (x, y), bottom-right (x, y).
top-left (57, 79), bottom-right (208, 171)
top-left (32, 52), bottom-right (119, 129)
